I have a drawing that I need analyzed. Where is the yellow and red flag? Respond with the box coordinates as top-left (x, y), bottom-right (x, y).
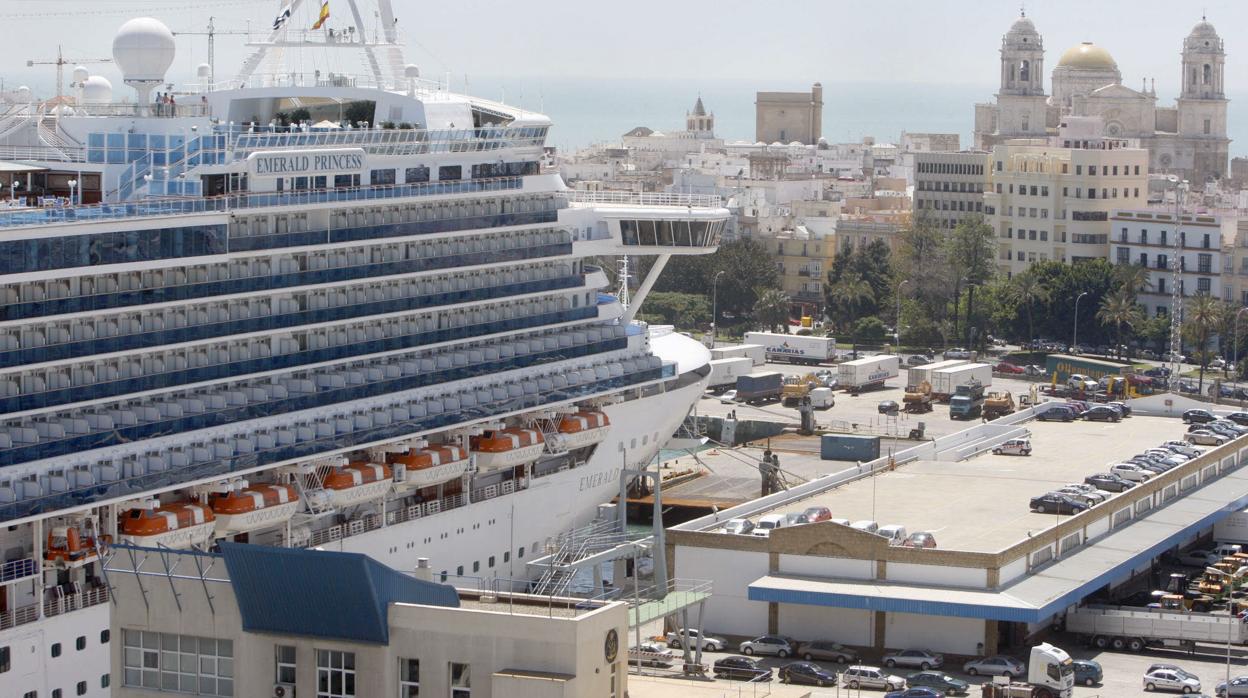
top-left (311, 1), bottom-right (330, 30)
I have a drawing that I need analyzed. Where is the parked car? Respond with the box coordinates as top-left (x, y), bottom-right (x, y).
top-left (718, 389), bottom-right (738, 404)
top-left (907, 354), bottom-right (934, 367)
top-left (1073, 660), bottom-right (1103, 687)
top-left (995, 362), bottom-right (1026, 374)
top-left (879, 400), bottom-right (900, 415)
top-left (878, 525), bottom-right (908, 545)
top-left (1108, 401), bottom-right (1133, 417)
top-left (1213, 420), bottom-right (1248, 436)
top-left (628, 641), bottom-right (675, 667)
top-left (963, 655), bottom-right (1026, 678)
top-left (904, 531), bottom-right (938, 549)
top-left (722, 518), bottom-right (754, 535)
top-left (1082, 405), bottom-right (1122, 422)
top-left (784, 512), bottom-right (810, 527)
top-left (1225, 413), bottom-right (1248, 427)
top-left (883, 648), bottom-right (944, 670)
top-left (993, 438), bottom-right (1032, 456)
top-left (1184, 409), bottom-right (1217, 424)
top-left (779, 661), bottom-right (838, 687)
top-left (739, 635), bottom-right (795, 657)
top-left (841, 665), bottom-right (906, 691)
top-left (1161, 441), bottom-right (1203, 458)
top-left (799, 640), bottom-right (859, 663)
top-left (884, 689), bottom-right (944, 698)
top-left (1143, 666), bottom-right (1200, 693)
top-left (666, 628), bottom-right (726, 651)
top-left (851, 520), bottom-right (879, 534)
top-left (753, 514), bottom-right (786, 538)
top-left (1056, 485), bottom-right (1108, 505)
top-left (1110, 463), bottom-right (1154, 482)
top-left (1036, 405), bottom-right (1076, 422)
top-left (1187, 430), bottom-right (1229, 446)
top-left (1215, 675), bottom-right (1248, 697)
top-left (713, 656), bottom-right (772, 681)
top-left (1029, 492), bottom-right (1088, 514)
top-left (1085, 472), bottom-right (1136, 492)
top-left (943, 348), bottom-right (973, 360)
top-left (803, 506), bottom-right (833, 523)
top-left (1024, 364), bottom-right (1046, 376)
top-left (907, 670), bottom-right (970, 695)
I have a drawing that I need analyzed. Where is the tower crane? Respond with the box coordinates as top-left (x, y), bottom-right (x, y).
top-left (173, 17), bottom-right (251, 88)
top-left (26, 46), bottom-right (111, 101)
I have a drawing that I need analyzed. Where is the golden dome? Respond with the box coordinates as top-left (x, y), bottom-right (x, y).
top-left (1058, 42), bottom-right (1118, 70)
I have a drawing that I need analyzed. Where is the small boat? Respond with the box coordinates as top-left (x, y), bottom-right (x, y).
top-left (44, 525), bottom-right (105, 568)
top-left (209, 483), bottom-right (300, 535)
top-left (471, 427), bottom-right (546, 471)
top-left (322, 462), bottom-right (393, 508)
top-left (118, 502), bottom-right (216, 549)
top-left (549, 410), bottom-right (611, 451)
top-left (388, 444), bottom-right (470, 490)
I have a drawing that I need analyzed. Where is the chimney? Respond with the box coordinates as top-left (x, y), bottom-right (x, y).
top-left (414, 557), bottom-right (431, 582)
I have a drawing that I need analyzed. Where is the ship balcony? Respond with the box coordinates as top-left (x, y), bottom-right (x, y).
top-left (560, 191), bottom-right (728, 256)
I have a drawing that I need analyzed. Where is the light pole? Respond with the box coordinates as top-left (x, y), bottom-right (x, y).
top-left (1072, 292), bottom-right (1088, 353)
top-left (710, 270), bottom-right (725, 348)
top-left (896, 279), bottom-right (910, 349)
top-left (1205, 566), bottom-right (1236, 693)
top-left (67, 178), bottom-right (77, 206)
top-left (1167, 177), bottom-right (1190, 382)
top-left (1235, 307), bottom-right (1248, 385)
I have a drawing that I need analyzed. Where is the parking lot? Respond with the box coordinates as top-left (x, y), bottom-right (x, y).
top-left (627, 636), bottom-right (1248, 697)
top-left (726, 415), bottom-right (1188, 552)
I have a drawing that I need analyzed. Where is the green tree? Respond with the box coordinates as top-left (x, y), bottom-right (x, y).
top-left (1184, 294), bottom-right (1223, 394)
top-left (751, 288), bottom-right (792, 332)
top-left (638, 291), bottom-right (710, 329)
top-left (1096, 291), bottom-right (1143, 360)
top-left (1003, 270), bottom-right (1050, 344)
top-left (896, 210), bottom-right (952, 322)
top-left (646, 238), bottom-right (780, 322)
top-left (827, 271), bottom-right (874, 356)
top-left (343, 100), bottom-right (376, 125)
top-left (854, 316), bottom-right (887, 343)
top-left (850, 238), bottom-right (894, 318)
top-left (945, 215), bottom-right (996, 344)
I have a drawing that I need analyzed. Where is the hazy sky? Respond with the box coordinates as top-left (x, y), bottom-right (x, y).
top-left (1, 0), bottom-right (1243, 100)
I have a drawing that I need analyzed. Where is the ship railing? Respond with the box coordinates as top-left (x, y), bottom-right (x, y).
top-left (0, 601), bottom-right (39, 630)
top-left (43, 585), bottom-right (109, 619)
top-left (0, 143), bottom-right (87, 163)
top-left (561, 190), bottom-right (724, 208)
top-left (298, 491), bottom-right (470, 549)
top-left (0, 555), bottom-right (37, 583)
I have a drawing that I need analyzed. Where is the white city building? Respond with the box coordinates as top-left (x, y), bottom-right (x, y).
top-left (1110, 209), bottom-right (1233, 317)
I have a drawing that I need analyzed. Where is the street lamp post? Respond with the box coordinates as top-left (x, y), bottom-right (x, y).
top-left (1072, 292), bottom-right (1088, 353)
top-left (710, 270), bottom-right (725, 349)
top-left (1205, 566), bottom-right (1236, 694)
top-left (67, 178), bottom-right (77, 206)
top-left (896, 279), bottom-right (910, 349)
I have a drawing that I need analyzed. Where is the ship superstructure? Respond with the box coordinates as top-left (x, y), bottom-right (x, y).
top-left (0, 3), bottom-right (726, 695)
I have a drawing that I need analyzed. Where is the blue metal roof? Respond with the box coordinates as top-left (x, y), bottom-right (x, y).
top-left (219, 542), bottom-right (459, 644)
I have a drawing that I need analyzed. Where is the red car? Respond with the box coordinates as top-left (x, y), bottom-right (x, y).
top-left (995, 362), bottom-right (1025, 374)
top-left (803, 506), bottom-right (832, 522)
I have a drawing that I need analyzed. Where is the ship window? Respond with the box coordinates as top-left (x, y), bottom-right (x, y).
top-left (76, 683), bottom-right (87, 696)
top-left (503, 551), bottom-right (510, 563)
top-left (518, 546), bottom-right (525, 559)
top-left (488, 555), bottom-right (495, 568)
top-left (472, 560), bottom-right (480, 573)
top-left (53, 691), bottom-right (63, 698)
top-left (52, 643), bottom-right (62, 658)
top-left (456, 565), bottom-right (463, 577)
top-left (405, 166), bottom-right (429, 183)
top-left (0, 645), bottom-right (9, 672)
top-left (76, 636), bottom-right (85, 651)
top-left (438, 165), bottom-right (462, 182)
top-left (370, 169), bottom-right (396, 186)
top-left (101, 675), bottom-right (109, 689)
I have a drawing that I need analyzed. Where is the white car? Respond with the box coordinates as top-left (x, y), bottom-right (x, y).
top-left (1059, 484), bottom-right (1111, 503)
top-left (1055, 486), bottom-right (1104, 507)
top-left (739, 634), bottom-right (796, 657)
top-left (1145, 449), bottom-right (1188, 462)
top-left (1143, 667), bottom-right (1200, 694)
top-left (718, 389), bottom-right (738, 404)
top-left (1111, 463), bottom-right (1153, 482)
top-left (1178, 549), bottom-right (1220, 567)
top-left (1188, 430), bottom-right (1228, 446)
top-left (665, 628), bottom-right (726, 651)
top-left (721, 518), bottom-right (754, 535)
top-left (1162, 441), bottom-right (1203, 458)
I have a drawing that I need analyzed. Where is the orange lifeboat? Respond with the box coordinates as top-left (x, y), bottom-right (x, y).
top-left (550, 410), bottom-right (611, 450)
top-left (119, 502), bottom-right (216, 549)
top-left (45, 526), bottom-right (105, 568)
top-left (470, 427), bottom-right (546, 471)
top-left (322, 461), bottom-right (393, 508)
top-left (387, 444), bottom-right (470, 491)
top-left (209, 484), bottom-right (300, 535)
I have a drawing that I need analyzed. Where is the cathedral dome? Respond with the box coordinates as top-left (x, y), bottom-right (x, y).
top-left (1188, 20), bottom-right (1219, 39)
top-left (1057, 42), bottom-right (1117, 71)
top-left (1008, 16), bottom-right (1037, 34)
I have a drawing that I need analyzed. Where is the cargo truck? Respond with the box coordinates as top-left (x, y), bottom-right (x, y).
top-left (903, 381), bottom-right (933, 413)
top-left (977, 643), bottom-right (1075, 698)
top-left (735, 372), bottom-right (784, 404)
top-left (1064, 604), bottom-right (1248, 652)
top-left (949, 381), bottom-right (986, 419)
top-left (983, 391), bottom-right (1016, 419)
top-left (906, 359), bottom-right (968, 388)
top-left (743, 332), bottom-right (837, 365)
top-left (930, 362), bottom-right (993, 402)
top-left (837, 355), bottom-right (900, 393)
top-left (706, 357), bottom-right (754, 392)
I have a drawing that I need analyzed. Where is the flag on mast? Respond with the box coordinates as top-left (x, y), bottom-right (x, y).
top-left (311, 1), bottom-right (330, 30)
top-left (272, 3), bottom-right (293, 30)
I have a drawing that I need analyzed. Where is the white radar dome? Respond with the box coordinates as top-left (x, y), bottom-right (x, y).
top-left (196, 63), bottom-right (211, 78)
top-left (112, 17), bottom-right (176, 83)
top-left (404, 64), bottom-right (420, 78)
top-left (16, 86), bottom-right (31, 101)
top-left (72, 66), bottom-right (90, 84)
top-left (82, 75), bottom-right (113, 103)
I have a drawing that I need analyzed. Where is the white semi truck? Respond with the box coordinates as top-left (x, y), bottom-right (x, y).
top-left (906, 359), bottom-right (967, 387)
top-left (1064, 604), bottom-right (1248, 652)
top-left (980, 643), bottom-right (1075, 698)
top-left (706, 357), bottom-right (755, 391)
top-left (837, 355), bottom-right (900, 392)
top-left (930, 362), bottom-right (993, 402)
top-left (742, 332), bottom-right (836, 365)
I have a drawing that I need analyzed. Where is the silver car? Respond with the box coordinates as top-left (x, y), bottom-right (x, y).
top-left (1143, 667), bottom-right (1200, 693)
top-left (964, 655), bottom-right (1026, 678)
top-left (738, 634), bottom-right (795, 657)
top-left (882, 648), bottom-right (943, 670)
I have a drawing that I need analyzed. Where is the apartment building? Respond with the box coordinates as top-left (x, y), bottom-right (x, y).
top-left (1110, 210), bottom-right (1233, 317)
top-left (912, 151), bottom-right (990, 230)
top-left (774, 228), bottom-right (834, 316)
top-left (985, 134), bottom-right (1149, 276)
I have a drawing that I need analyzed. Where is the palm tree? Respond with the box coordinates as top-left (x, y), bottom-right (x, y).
top-left (1185, 294), bottom-right (1223, 394)
top-left (1114, 263), bottom-right (1153, 297)
top-left (828, 271), bottom-right (874, 357)
top-left (1003, 271), bottom-right (1050, 344)
top-left (1096, 291), bottom-right (1143, 360)
top-left (751, 288), bottom-right (791, 333)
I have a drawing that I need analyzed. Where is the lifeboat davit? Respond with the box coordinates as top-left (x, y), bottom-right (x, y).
top-left (322, 461), bottom-right (393, 508)
top-left (550, 410), bottom-right (611, 451)
top-left (45, 526), bottom-right (105, 568)
top-left (209, 484), bottom-right (300, 535)
top-left (388, 444), bottom-right (470, 491)
top-left (471, 427), bottom-right (545, 471)
top-left (119, 502), bottom-right (216, 549)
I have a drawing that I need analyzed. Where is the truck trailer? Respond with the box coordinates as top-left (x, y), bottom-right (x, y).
top-left (906, 358), bottom-right (967, 387)
top-left (930, 362), bottom-right (993, 402)
top-left (743, 332), bottom-right (837, 365)
top-left (1064, 604), bottom-right (1248, 652)
top-left (735, 371), bottom-right (784, 404)
top-left (837, 355), bottom-right (900, 393)
top-left (706, 357), bottom-right (755, 391)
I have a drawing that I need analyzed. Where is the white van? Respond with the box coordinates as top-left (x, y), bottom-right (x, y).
top-left (992, 438), bottom-right (1033, 456)
top-left (1213, 542), bottom-right (1244, 559)
top-left (878, 525), bottom-right (907, 545)
top-left (850, 520), bottom-right (879, 534)
top-left (753, 514), bottom-right (786, 538)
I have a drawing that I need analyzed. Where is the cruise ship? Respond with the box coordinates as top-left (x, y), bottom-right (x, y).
top-left (0, 3), bottom-right (726, 694)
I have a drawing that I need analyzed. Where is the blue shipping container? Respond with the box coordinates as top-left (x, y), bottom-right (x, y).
top-left (820, 434), bottom-right (881, 461)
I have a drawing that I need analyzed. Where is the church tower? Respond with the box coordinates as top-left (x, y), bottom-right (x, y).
top-left (1177, 18), bottom-right (1229, 179)
top-left (686, 96), bottom-right (714, 136)
top-left (993, 12), bottom-right (1048, 138)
